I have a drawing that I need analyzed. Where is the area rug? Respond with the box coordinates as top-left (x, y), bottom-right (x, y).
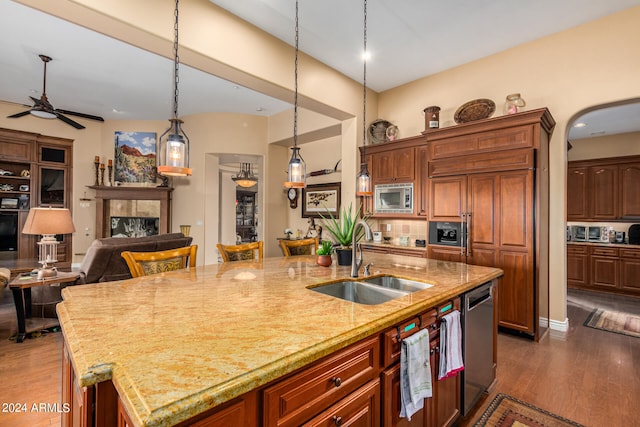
top-left (583, 308), bottom-right (640, 338)
top-left (473, 393), bottom-right (584, 427)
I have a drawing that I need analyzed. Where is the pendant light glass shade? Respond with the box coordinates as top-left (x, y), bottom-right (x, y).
top-left (157, 0), bottom-right (192, 177)
top-left (356, 0), bottom-right (372, 197)
top-left (232, 162), bottom-right (258, 188)
top-left (284, 0), bottom-right (306, 189)
top-left (158, 118), bottom-right (192, 176)
top-left (285, 147), bottom-right (306, 188)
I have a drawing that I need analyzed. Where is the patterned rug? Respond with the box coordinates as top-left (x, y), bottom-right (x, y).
top-left (473, 394), bottom-right (585, 427)
top-left (583, 308), bottom-right (640, 338)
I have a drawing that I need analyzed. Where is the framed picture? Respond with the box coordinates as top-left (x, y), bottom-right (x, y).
top-left (302, 182), bottom-right (341, 218)
top-left (114, 131), bottom-right (157, 184)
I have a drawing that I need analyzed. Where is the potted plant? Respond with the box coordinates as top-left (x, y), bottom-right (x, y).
top-left (316, 240), bottom-right (334, 267)
top-left (320, 202), bottom-right (371, 266)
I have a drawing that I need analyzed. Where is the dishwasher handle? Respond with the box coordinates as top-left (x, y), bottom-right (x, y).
top-left (466, 284), bottom-right (493, 312)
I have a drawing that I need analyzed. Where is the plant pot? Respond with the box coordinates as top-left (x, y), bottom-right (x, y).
top-left (335, 248), bottom-right (352, 266)
top-left (316, 255), bottom-right (332, 267)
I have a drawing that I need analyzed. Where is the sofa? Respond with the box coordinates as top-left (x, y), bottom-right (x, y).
top-left (77, 232), bottom-right (193, 284)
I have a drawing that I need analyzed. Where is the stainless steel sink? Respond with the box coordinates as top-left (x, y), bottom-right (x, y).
top-left (363, 275), bottom-right (433, 293)
top-left (309, 281), bottom-right (409, 305)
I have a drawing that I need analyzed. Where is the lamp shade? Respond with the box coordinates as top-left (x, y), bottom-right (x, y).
top-left (22, 207), bottom-right (76, 235)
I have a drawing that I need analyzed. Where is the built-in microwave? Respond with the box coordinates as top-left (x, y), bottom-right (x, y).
top-left (374, 183), bottom-right (413, 214)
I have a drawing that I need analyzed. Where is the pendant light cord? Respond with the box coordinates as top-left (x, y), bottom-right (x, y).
top-left (293, 0), bottom-right (299, 148)
top-left (172, 0), bottom-right (180, 120)
top-left (362, 0), bottom-right (367, 157)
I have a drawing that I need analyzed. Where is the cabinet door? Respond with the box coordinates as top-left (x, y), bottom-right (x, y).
top-left (590, 256), bottom-right (618, 290)
top-left (394, 148), bottom-right (415, 181)
top-left (416, 146), bottom-right (429, 217)
top-left (38, 166), bottom-right (69, 207)
top-left (620, 249), bottom-right (640, 294)
top-left (566, 245), bottom-right (589, 288)
top-left (466, 174), bottom-right (498, 265)
top-left (620, 163), bottom-right (640, 219)
top-left (433, 340), bottom-right (460, 427)
top-left (381, 365), bottom-right (426, 427)
top-left (591, 165), bottom-right (618, 219)
top-left (567, 167), bottom-right (589, 220)
top-left (372, 151), bottom-right (395, 182)
top-left (429, 176), bottom-right (466, 222)
top-left (303, 379), bottom-right (380, 427)
top-left (427, 245), bottom-right (464, 263)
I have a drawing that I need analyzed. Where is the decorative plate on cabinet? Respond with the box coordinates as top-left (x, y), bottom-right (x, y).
top-left (454, 99), bottom-right (496, 123)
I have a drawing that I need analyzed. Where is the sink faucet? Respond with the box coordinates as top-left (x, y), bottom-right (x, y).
top-left (351, 219), bottom-right (372, 278)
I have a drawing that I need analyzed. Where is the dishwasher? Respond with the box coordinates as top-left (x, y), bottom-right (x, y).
top-left (461, 281), bottom-right (495, 416)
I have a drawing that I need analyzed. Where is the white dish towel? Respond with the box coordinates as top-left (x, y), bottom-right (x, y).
top-left (400, 328), bottom-right (432, 420)
top-left (438, 309), bottom-right (464, 380)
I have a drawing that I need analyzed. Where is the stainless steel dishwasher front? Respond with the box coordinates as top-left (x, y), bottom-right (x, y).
top-left (461, 281), bottom-right (495, 416)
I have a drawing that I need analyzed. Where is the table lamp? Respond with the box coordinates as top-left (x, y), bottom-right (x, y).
top-left (22, 207), bottom-right (75, 279)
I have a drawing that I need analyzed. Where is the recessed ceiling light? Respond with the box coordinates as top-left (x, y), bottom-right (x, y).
top-left (573, 122), bottom-right (587, 128)
top-left (361, 51), bottom-right (371, 61)
top-left (256, 107), bottom-right (265, 112)
top-left (590, 131), bottom-right (606, 136)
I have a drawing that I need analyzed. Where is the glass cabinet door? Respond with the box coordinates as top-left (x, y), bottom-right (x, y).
top-left (39, 167), bottom-right (67, 207)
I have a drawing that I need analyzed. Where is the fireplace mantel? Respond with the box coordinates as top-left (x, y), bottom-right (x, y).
top-left (88, 186), bottom-right (173, 238)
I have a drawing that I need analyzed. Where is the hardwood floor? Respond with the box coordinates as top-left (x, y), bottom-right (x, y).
top-left (0, 285), bottom-right (638, 427)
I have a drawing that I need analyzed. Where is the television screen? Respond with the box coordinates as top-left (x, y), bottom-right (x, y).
top-left (0, 212), bottom-right (18, 251)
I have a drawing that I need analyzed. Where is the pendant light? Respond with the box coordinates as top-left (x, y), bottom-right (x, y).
top-left (284, 0), bottom-right (306, 189)
top-left (157, 0), bottom-right (192, 177)
top-left (356, 0), bottom-right (372, 197)
top-left (232, 163), bottom-right (258, 188)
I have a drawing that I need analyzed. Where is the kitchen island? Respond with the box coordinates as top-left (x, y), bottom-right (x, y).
top-left (58, 253), bottom-right (502, 427)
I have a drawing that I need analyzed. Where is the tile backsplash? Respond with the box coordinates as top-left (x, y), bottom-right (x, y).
top-left (369, 219), bottom-right (427, 246)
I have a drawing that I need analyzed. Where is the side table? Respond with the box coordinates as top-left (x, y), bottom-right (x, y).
top-left (9, 271), bottom-right (80, 343)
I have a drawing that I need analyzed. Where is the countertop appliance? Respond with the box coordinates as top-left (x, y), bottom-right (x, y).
top-left (461, 281), bottom-right (495, 416)
top-left (588, 226), bottom-right (609, 243)
top-left (374, 182), bottom-right (413, 214)
top-left (615, 231), bottom-right (625, 243)
top-left (429, 221), bottom-right (464, 247)
top-left (630, 224), bottom-right (640, 245)
top-left (571, 225), bottom-right (587, 241)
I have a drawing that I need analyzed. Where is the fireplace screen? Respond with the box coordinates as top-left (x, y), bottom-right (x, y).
top-left (110, 216), bottom-right (159, 238)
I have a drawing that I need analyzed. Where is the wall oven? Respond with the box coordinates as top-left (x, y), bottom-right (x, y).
top-left (374, 183), bottom-right (413, 214)
top-left (428, 221), bottom-right (464, 247)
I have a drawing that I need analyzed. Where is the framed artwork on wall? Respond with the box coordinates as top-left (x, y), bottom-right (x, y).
top-left (114, 131), bottom-right (157, 185)
top-left (302, 182), bottom-right (341, 218)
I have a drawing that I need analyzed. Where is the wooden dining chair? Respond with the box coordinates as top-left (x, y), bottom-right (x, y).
top-left (121, 245), bottom-right (197, 278)
top-left (217, 241), bottom-right (264, 262)
top-left (279, 237), bottom-right (319, 256)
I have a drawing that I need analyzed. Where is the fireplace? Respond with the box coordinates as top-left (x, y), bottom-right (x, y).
top-left (110, 216), bottom-right (159, 238)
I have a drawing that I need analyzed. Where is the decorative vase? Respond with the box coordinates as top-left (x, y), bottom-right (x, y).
top-left (316, 255), bottom-right (332, 267)
top-left (335, 248), bottom-right (352, 266)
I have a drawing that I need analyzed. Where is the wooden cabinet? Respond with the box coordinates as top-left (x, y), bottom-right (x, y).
top-left (567, 244), bottom-right (589, 287)
top-left (372, 147), bottom-right (415, 183)
top-left (425, 109), bottom-right (553, 340)
top-left (567, 156), bottom-right (640, 221)
top-left (567, 244), bottom-right (640, 296)
top-left (620, 162), bottom-right (640, 218)
top-left (236, 190), bottom-right (256, 242)
top-left (303, 379), bottom-right (380, 427)
top-left (416, 146), bottom-right (429, 217)
top-left (0, 128), bottom-right (73, 269)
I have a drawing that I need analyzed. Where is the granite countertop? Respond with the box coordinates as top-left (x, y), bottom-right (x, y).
top-left (361, 241), bottom-right (427, 252)
top-left (58, 253), bottom-right (502, 427)
top-left (567, 241), bottom-right (640, 249)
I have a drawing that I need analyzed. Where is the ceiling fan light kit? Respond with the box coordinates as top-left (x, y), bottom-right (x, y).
top-left (7, 54), bottom-right (104, 129)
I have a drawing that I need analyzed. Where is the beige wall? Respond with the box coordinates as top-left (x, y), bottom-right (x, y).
top-left (568, 131), bottom-right (640, 161)
top-left (378, 7), bottom-right (640, 326)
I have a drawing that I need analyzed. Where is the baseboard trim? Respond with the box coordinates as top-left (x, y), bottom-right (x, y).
top-left (545, 316), bottom-right (569, 332)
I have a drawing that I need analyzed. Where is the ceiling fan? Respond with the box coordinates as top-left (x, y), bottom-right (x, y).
top-left (7, 54), bottom-right (104, 129)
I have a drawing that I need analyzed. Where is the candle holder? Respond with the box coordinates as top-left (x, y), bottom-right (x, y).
top-left (108, 165), bottom-right (113, 186)
top-left (100, 167), bottom-right (105, 186)
top-left (94, 161), bottom-right (100, 186)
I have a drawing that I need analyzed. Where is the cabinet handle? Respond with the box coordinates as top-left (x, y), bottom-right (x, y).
top-left (332, 377), bottom-right (342, 387)
top-left (333, 415), bottom-right (343, 426)
top-left (430, 323), bottom-right (437, 330)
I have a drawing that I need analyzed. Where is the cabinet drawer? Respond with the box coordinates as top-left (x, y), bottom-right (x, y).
top-left (382, 309), bottom-right (438, 367)
top-left (590, 246), bottom-right (618, 257)
top-left (302, 379), bottom-right (380, 427)
top-left (567, 244), bottom-right (588, 255)
top-left (263, 336), bottom-right (380, 427)
top-left (430, 125), bottom-right (532, 160)
top-left (437, 298), bottom-right (460, 316)
top-left (620, 248), bottom-right (640, 259)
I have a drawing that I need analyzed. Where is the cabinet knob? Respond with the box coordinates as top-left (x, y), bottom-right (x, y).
top-left (430, 324), bottom-right (437, 330)
top-left (332, 377), bottom-right (342, 387)
top-left (332, 415), bottom-right (343, 426)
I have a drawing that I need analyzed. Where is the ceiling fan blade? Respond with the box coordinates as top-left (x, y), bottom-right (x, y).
top-left (7, 110), bottom-right (32, 119)
top-left (57, 109), bottom-right (104, 122)
top-left (55, 112), bottom-right (85, 129)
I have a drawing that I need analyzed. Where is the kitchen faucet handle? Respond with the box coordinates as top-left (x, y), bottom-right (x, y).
top-left (364, 263), bottom-right (373, 276)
